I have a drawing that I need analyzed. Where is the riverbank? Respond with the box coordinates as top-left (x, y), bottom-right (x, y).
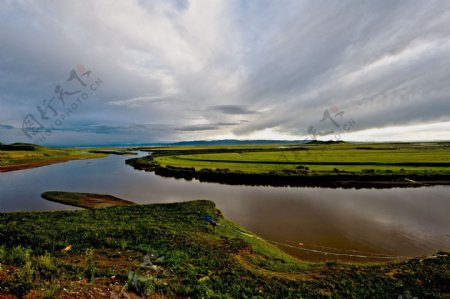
top-left (0, 200), bottom-right (448, 298)
top-left (126, 142), bottom-right (450, 188)
top-left (0, 143), bottom-right (107, 172)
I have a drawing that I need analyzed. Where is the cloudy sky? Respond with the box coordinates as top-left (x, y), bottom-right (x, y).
top-left (1, 0), bottom-right (450, 145)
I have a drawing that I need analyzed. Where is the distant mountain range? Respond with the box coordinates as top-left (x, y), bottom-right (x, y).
top-left (46, 140), bottom-right (311, 148)
top-left (0, 139), bottom-right (347, 148)
top-left (167, 139), bottom-right (311, 146)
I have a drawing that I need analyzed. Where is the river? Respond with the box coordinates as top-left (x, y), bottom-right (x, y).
top-left (1, 152), bottom-right (449, 262)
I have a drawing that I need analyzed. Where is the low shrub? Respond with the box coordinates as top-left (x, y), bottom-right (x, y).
top-left (33, 253), bottom-right (59, 280)
top-left (84, 248), bottom-right (95, 283)
top-left (127, 271), bottom-right (155, 296)
top-left (7, 246), bottom-right (31, 267)
top-left (3, 261), bottom-right (34, 298)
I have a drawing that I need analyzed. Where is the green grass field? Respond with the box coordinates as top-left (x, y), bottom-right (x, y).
top-left (0, 143), bottom-right (107, 172)
top-left (131, 142), bottom-right (450, 178)
top-left (1, 200), bottom-right (448, 298)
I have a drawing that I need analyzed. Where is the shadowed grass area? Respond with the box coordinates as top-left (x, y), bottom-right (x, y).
top-left (88, 150), bottom-right (138, 155)
top-left (0, 200), bottom-right (448, 298)
top-left (42, 191), bottom-right (135, 209)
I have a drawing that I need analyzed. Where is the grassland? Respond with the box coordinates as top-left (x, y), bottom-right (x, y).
top-left (0, 143), bottom-right (107, 172)
top-left (42, 191), bottom-right (135, 209)
top-left (127, 142), bottom-right (450, 187)
top-left (0, 200), bottom-right (448, 298)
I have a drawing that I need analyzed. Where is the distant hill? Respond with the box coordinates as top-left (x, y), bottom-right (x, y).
top-left (167, 139), bottom-right (310, 146)
top-left (167, 139), bottom-right (349, 146)
top-left (0, 142), bottom-right (44, 151)
top-left (2, 139), bottom-right (350, 148)
top-left (94, 139), bottom-right (310, 147)
top-left (306, 140), bottom-right (347, 145)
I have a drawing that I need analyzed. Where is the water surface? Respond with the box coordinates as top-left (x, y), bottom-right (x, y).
top-left (1, 153), bottom-right (449, 261)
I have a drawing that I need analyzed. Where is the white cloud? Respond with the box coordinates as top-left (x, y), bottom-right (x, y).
top-left (108, 96), bottom-right (167, 107)
top-left (1, 0), bottom-right (450, 145)
top-left (343, 121), bottom-right (450, 142)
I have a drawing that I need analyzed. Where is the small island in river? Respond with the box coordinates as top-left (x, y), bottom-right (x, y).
top-left (42, 191), bottom-right (135, 209)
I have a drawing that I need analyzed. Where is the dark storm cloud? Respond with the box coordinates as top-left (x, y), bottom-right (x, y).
top-left (209, 105), bottom-right (257, 115)
top-left (176, 121), bottom-right (239, 131)
top-left (233, 1), bottom-right (450, 138)
top-left (176, 125), bottom-right (219, 132)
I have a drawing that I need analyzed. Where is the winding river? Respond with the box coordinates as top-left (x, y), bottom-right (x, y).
top-left (1, 152), bottom-right (449, 262)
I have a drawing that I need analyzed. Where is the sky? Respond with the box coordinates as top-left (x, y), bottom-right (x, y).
top-left (1, 0), bottom-right (450, 146)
